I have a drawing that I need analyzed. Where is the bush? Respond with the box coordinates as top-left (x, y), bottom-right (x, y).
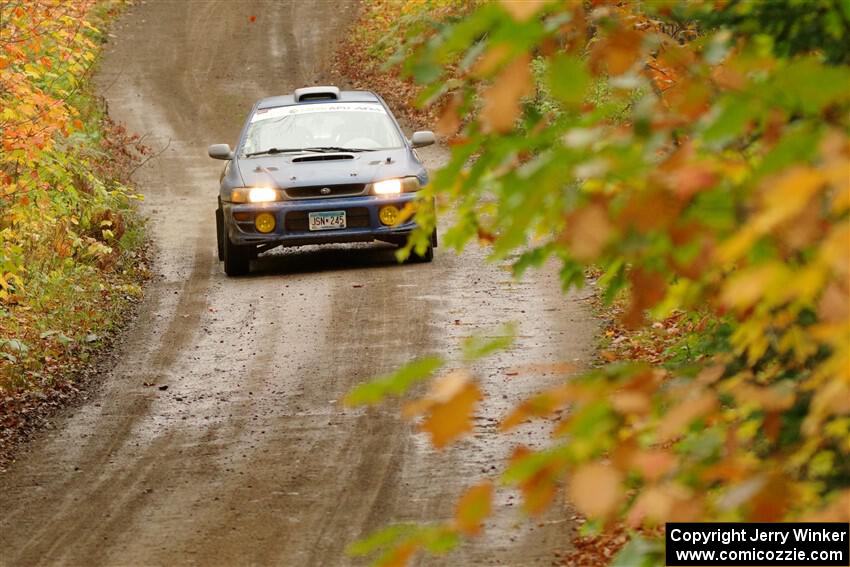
top-left (345, 1), bottom-right (850, 565)
top-left (0, 0), bottom-right (147, 392)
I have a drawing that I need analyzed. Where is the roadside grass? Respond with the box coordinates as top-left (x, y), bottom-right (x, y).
top-left (1, 1), bottom-right (148, 454)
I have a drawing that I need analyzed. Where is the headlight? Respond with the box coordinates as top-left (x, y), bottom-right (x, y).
top-left (373, 178), bottom-right (402, 195)
top-left (371, 177), bottom-right (421, 195)
top-left (230, 187), bottom-right (280, 203)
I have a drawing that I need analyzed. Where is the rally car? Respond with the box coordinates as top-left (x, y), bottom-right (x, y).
top-left (208, 86), bottom-right (437, 276)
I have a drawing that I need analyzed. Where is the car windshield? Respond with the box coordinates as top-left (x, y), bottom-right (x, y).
top-left (241, 102), bottom-right (403, 156)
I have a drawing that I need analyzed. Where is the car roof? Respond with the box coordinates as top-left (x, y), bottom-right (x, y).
top-left (256, 90), bottom-right (381, 110)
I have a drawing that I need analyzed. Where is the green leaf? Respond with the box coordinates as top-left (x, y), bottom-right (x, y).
top-left (599, 259), bottom-right (626, 304)
top-left (546, 54), bottom-right (590, 107)
top-left (420, 526), bottom-right (460, 554)
top-left (462, 323), bottom-right (516, 362)
top-left (512, 245), bottom-right (554, 279)
top-left (346, 524), bottom-right (419, 557)
top-left (1, 338), bottom-right (29, 354)
top-left (559, 260), bottom-right (586, 293)
top-left (345, 356), bottom-right (444, 406)
top-left (770, 58), bottom-right (850, 114)
top-left (702, 96), bottom-right (755, 145)
top-left (611, 535), bottom-right (663, 567)
top-left (501, 445), bottom-right (569, 485)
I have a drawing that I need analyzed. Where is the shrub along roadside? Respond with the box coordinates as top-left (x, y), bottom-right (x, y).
top-left (0, 1), bottom-right (148, 464)
top-left (329, 0), bottom-right (478, 130)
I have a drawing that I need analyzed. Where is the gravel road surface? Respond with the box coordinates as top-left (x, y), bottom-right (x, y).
top-left (0, 2), bottom-right (597, 565)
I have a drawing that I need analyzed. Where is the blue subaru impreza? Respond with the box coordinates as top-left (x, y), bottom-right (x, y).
top-left (208, 86), bottom-right (437, 276)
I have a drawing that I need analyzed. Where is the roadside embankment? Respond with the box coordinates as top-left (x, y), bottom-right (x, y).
top-left (0, 0), bottom-right (148, 467)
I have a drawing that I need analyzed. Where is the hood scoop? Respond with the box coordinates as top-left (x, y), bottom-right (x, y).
top-left (292, 153), bottom-right (354, 163)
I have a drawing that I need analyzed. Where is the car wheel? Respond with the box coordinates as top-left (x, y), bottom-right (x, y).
top-left (215, 207), bottom-right (224, 261)
top-left (407, 243), bottom-right (434, 263)
top-left (223, 233), bottom-right (251, 276)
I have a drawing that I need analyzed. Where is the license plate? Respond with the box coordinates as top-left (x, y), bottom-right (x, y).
top-left (308, 210), bottom-right (346, 231)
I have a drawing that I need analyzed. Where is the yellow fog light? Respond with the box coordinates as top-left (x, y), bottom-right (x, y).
top-left (255, 212), bottom-right (276, 233)
top-left (379, 205), bottom-right (400, 226)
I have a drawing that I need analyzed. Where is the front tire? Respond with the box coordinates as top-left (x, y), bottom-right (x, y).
top-left (215, 207), bottom-right (224, 261)
top-left (223, 233), bottom-right (251, 276)
top-left (407, 242), bottom-right (434, 263)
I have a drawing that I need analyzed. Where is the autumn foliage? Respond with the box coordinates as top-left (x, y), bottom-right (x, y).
top-left (1, 2), bottom-right (145, 396)
top-left (344, 0), bottom-right (850, 565)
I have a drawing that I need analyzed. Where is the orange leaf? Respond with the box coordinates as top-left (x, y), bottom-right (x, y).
top-left (472, 44), bottom-right (513, 78)
top-left (593, 28), bottom-right (643, 76)
top-left (404, 370), bottom-right (482, 448)
top-left (480, 55), bottom-right (533, 133)
top-left (505, 361), bottom-right (576, 377)
top-left (656, 391), bottom-right (717, 442)
top-left (509, 446), bottom-right (564, 515)
top-left (568, 462), bottom-right (624, 519)
top-left (630, 450), bottom-right (677, 482)
top-left (664, 80), bottom-right (711, 120)
top-left (436, 92), bottom-right (462, 136)
top-left (454, 481), bottom-right (493, 536)
top-left (500, 383), bottom-right (575, 430)
top-left (667, 164), bottom-right (718, 200)
top-left (378, 541), bottom-right (418, 567)
top-left (562, 201), bottom-right (614, 262)
top-left (622, 268), bottom-right (667, 329)
top-left (499, 0), bottom-right (547, 21)
top-left (626, 485), bottom-right (673, 526)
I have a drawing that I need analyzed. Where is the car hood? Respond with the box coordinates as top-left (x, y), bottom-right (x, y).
top-left (234, 148), bottom-right (422, 189)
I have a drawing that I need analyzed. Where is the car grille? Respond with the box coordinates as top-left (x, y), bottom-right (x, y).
top-left (284, 207), bottom-right (371, 231)
top-left (284, 183), bottom-right (366, 199)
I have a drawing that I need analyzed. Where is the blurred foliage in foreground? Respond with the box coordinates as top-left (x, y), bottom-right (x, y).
top-left (345, 0), bottom-right (850, 565)
top-left (0, 1), bottom-right (147, 394)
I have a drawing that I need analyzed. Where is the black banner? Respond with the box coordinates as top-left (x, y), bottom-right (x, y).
top-left (666, 523), bottom-right (850, 566)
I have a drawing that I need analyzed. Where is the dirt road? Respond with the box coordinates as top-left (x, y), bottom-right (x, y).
top-left (0, 2), bottom-right (597, 565)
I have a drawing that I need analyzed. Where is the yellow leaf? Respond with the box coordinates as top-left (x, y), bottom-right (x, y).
top-left (755, 167), bottom-right (825, 234)
top-left (720, 262), bottom-right (787, 311)
top-left (729, 382), bottom-right (795, 411)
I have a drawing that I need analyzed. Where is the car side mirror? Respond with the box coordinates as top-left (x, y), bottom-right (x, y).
top-left (208, 143), bottom-right (234, 160)
top-left (410, 131), bottom-right (436, 148)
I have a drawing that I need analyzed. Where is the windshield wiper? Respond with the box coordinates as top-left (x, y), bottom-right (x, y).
top-left (245, 147), bottom-right (303, 157)
top-left (300, 146), bottom-right (370, 153)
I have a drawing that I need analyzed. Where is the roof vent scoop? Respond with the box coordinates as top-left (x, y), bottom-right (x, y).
top-left (294, 86), bottom-right (340, 102)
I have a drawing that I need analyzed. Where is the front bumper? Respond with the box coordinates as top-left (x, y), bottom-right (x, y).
top-left (223, 193), bottom-right (424, 247)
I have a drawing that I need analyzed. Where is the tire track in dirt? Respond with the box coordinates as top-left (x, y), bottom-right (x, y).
top-left (0, 2), bottom-right (597, 566)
